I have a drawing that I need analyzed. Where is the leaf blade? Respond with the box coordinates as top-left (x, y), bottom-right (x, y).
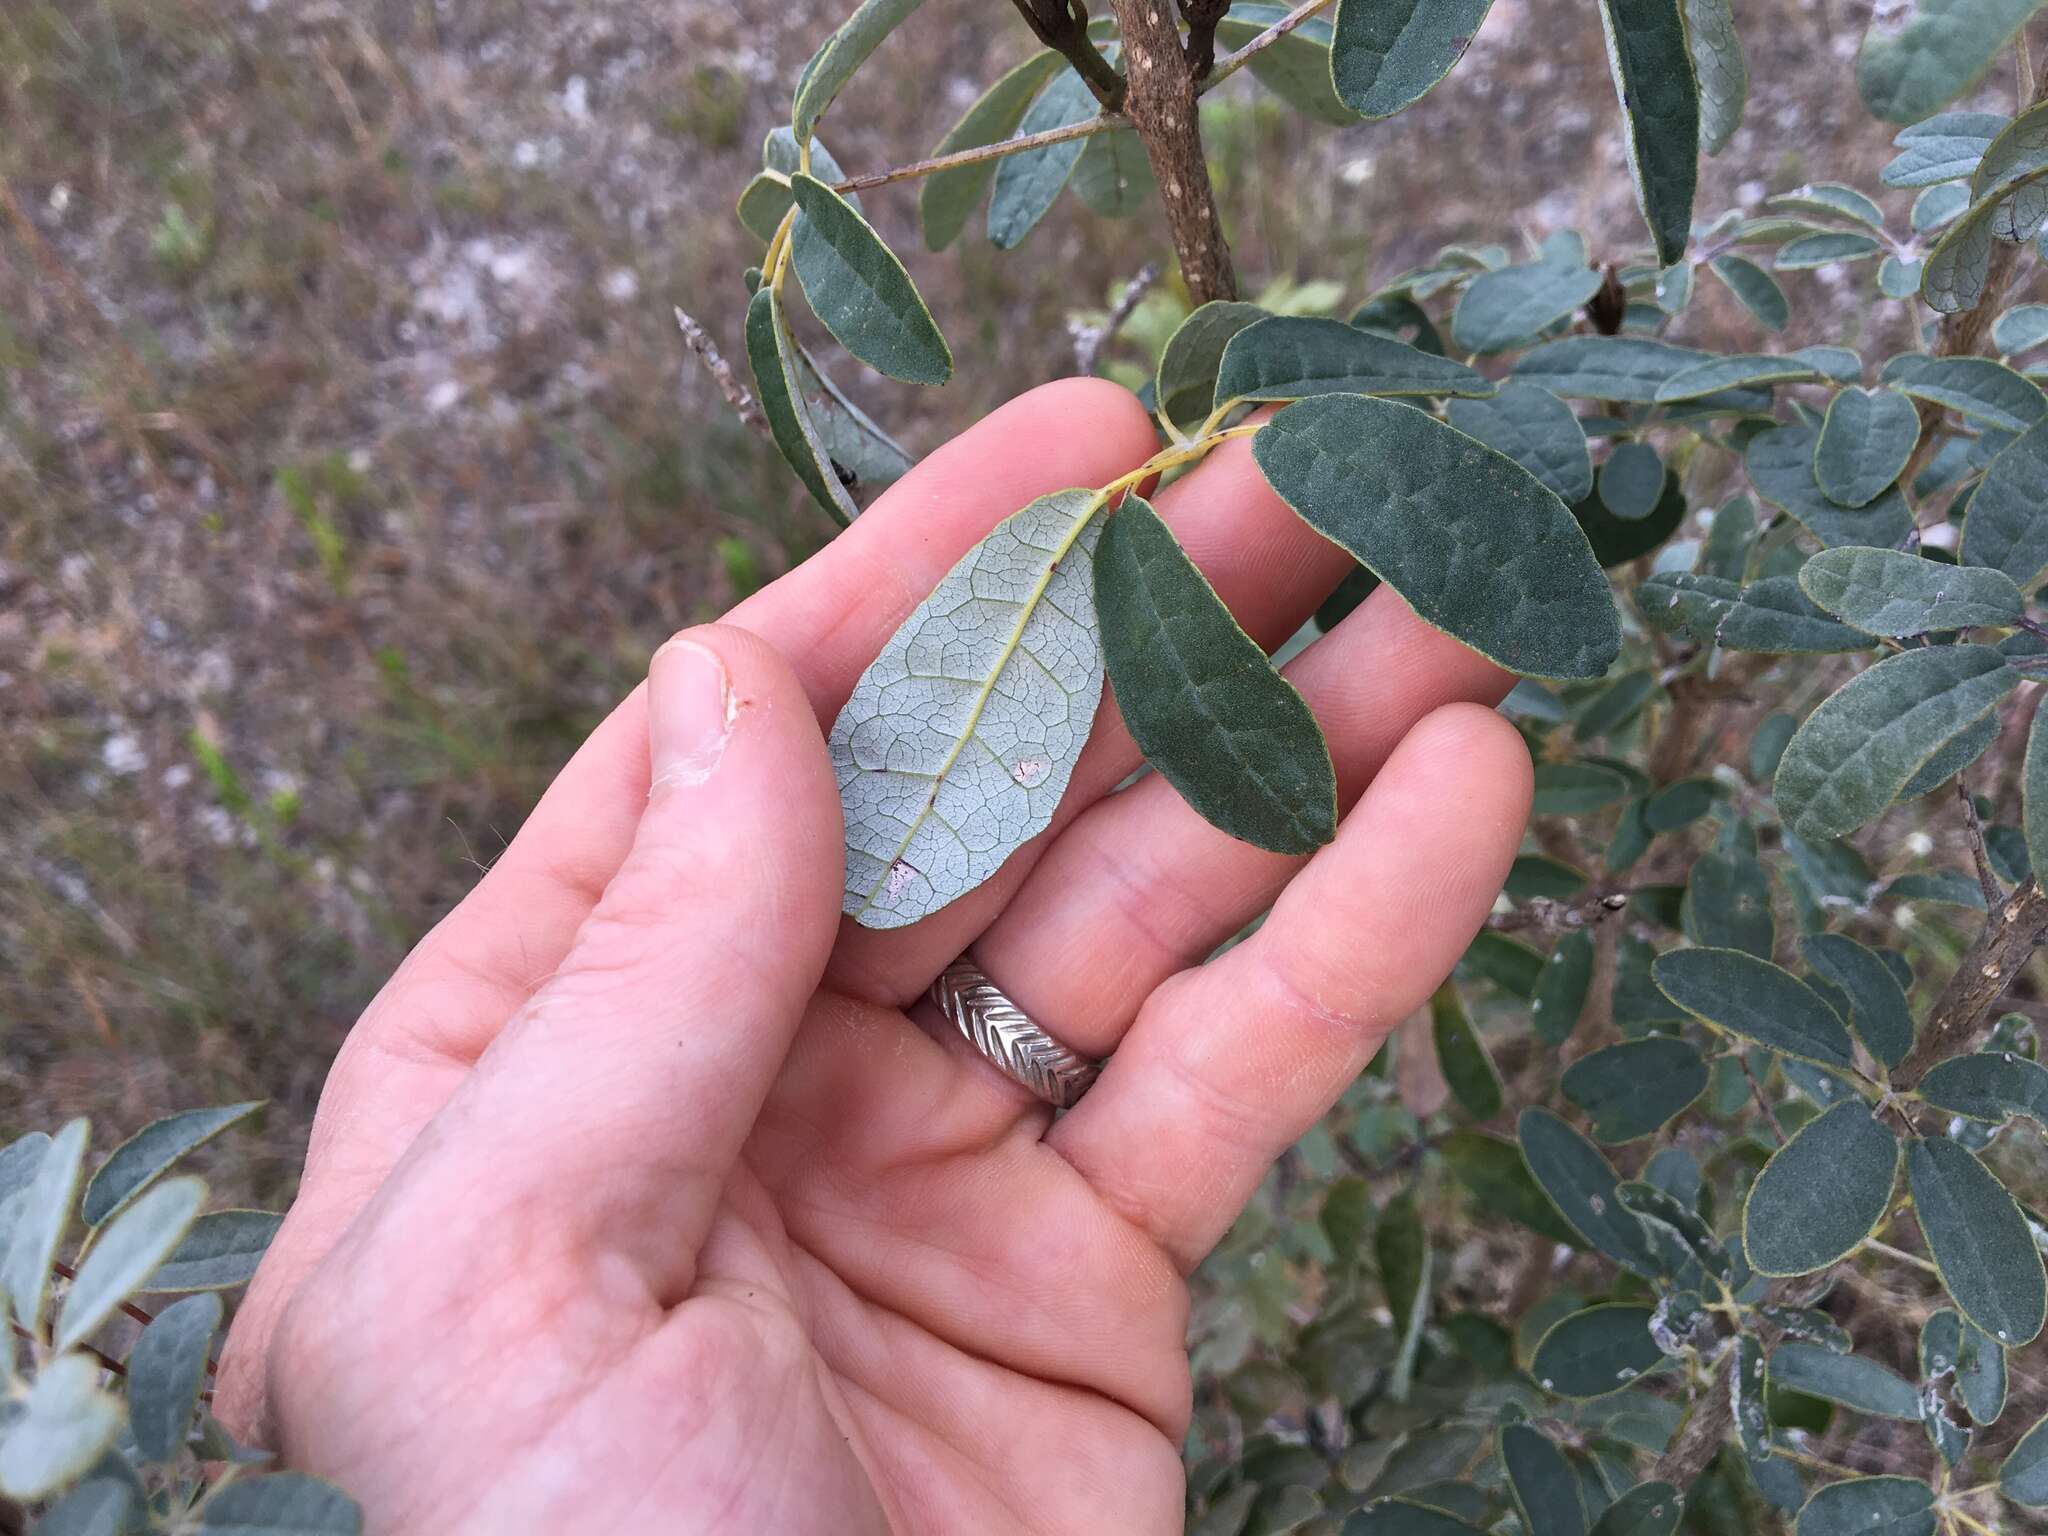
top-left (790, 174), bottom-right (951, 385)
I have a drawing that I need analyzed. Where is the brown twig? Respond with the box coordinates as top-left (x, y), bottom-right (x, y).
top-left (833, 112), bottom-right (1124, 193)
top-left (1205, 0), bottom-right (1335, 85)
top-left (1179, 0), bottom-right (1230, 76)
top-left (1074, 261), bottom-right (1162, 374)
top-left (1107, 0), bottom-right (1237, 302)
top-left (1895, 880), bottom-right (2048, 1088)
top-left (1956, 774), bottom-right (2004, 911)
top-left (1006, 0), bottom-right (1127, 108)
top-left (1487, 890), bottom-right (1630, 935)
top-left (1737, 1054), bottom-right (1786, 1145)
top-left (675, 307), bottom-right (768, 439)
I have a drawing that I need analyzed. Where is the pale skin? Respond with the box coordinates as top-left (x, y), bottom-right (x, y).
top-left (216, 379), bottom-right (1534, 1534)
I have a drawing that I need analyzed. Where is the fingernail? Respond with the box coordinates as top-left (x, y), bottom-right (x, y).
top-left (648, 637), bottom-right (733, 791)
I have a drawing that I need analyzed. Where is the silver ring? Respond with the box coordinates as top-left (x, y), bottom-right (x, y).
top-left (928, 958), bottom-right (1103, 1108)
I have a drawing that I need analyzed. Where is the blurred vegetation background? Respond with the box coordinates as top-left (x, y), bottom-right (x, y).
top-left (0, 0), bottom-right (1943, 1221)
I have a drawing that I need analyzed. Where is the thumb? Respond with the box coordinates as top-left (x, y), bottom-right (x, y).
top-left (411, 623), bottom-right (844, 1297)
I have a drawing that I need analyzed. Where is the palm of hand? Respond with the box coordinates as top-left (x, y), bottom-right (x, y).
top-left (219, 381), bottom-right (1529, 1534)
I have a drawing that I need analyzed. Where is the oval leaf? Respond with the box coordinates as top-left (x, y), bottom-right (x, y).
top-left (1961, 415), bottom-right (2048, 586)
top-left (5, 1118), bottom-right (87, 1338)
top-left (2029, 684), bottom-right (2048, 878)
top-left (833, 489), bottom-right (1105, 927)
top-left (0, 1353), bottom-right (122, 1502)
top-left (790, 173), bottom-right (951, 385)
top-left (1907, 1134), bottom-right (2047, 1346)
top-left (142, 1208), bottom-right (283, 1293)
top-left (1597, 0), bottom-right (1699, 266)
top-left (919, 52), bottom-right (1065, 250)
top-left (1743, 1100), bottom-right (1900, 1276)
top-left (1431, 984), bottom-right (1503, 1121)
top-left (1745, 424), bottom-right (1915, 549)
top-left (1919, 1051), bottom-right (2048, 1125)
top-left (1251, 394), bottom-right (1620, 680)
top-left (1599, 442), bottom-right (1664, 520)
top-left (128, 1292), bottom-right (224, 1462)
top-left (1156, 301), bottom-right (1266, 432)
top-left (1329, 0), bottom-right (1494, 119)
top-left (1652, 947), bottom-right (1856, 1067)
top-left (1889, 355), bottom-right (2046, 432)
top-left (1532, 1304), bottom-right (1663, 1398)
top-left (56, 1176), bottom-right (204, 1351)
top-left (1792, 1476), bottom-right (1933, 1536)
top-left (1858, 0), bottom-right (2044, 123)
top-left (1920, 1305), bottom-right (2007, 1424)
top-left (197, 1471), bottom-right (363, 1534)
top-left (1513, 336), bottom-right (1707, 402)
top-left (986, 65), bottom-right (1098, 249)
top-left (2002, 1411), bottom-right (2048, 1504)
top-left (1532, 930), bottom-right (1595, 1046)
top-left (1773, 645), bottom-right (2017, 843)
top-left (1799, 933), bottom-right (1914, 1066)
top-left (1813, 387), bottom-right (1920, 508)
top-left (1215, 316), bottom-right (1492, 406)
top-left (1709, 255), bottom-right (1790, 329)
top-left (792, 0), bottom-right (926, 139)
top-left (1095, 495), bottom-right (1335, 853)
top-left (80, 1103), bottom-right (259, 1233)
top-left (1769, 1341), bottom-right (1922, 1418)
top-left (1655, 353), bottom-right (1817, 401)
top-left (746, 286), bottom-right (861, 526)
top-left (1445, 382), bottom-right (1594, 503)
top-left (1798, 547), bottom-right (2022, 636)
top-left (1502, 1422), bottom-right (1589, 1536)
top-left (1560, 1038), bottom-right (1708, 1143)
top-left (1451, 260), bottom-right (1603, 354)
top-left (1517, 1108), bottom-right (1661, 1276)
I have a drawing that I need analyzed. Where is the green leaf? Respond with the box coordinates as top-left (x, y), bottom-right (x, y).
top-left (1509, 854), bottom-right (1588, 901)
top-left (1960, 417), bottom-right (2048, 585)
top-left (1921, 168), bottom-right (2048, 311)
top-left (834, 489), bottom-right (1105, 927)
top-left (1652, 948), bottom-right (1857, 1067)
top-left (1532, 1305), bottom-right (1662, 1398)
top-left (128, 1292), bottom-right (223, 1462)
top-left (1798, 547), bottom-right (2022, 635)
top-left (1912, 181), bottom-right (1972, 230)
top-left (1517, 1108), bottom-right (1661, 1277)
top-left (1451, 260), bottom-right (1603, 354)
top-left (1502, 1422), bottom-right (1589, 1536)
top-left (56, 1176), bottom-right (202, 1351)
top-left (1598, 443), bottom-right (1664, 520)
top-left (198, 1472), bottom-right (363, 1534)
top-left (1328, 0), bottom-right (1495, 119)
top-left (1879, 254), bottom-right (1924, 298)
top-left (1857, 0), bottom-right (2045, 122)
top-left (1215, 316), bottom-right (1492, 405)
top-left (5, 1118), bottom-right (86, 1338)
top-left (790, 174), bottom-right (951, 386)
top-left (1684, 0), bottom-right (1746, 153)
top-left (1743, 1101), bottom-right (1899, 1276)
top-left (1799, 933), bottom-right (1913, 1066)
top-left (1774, 645), bottom-right (2017, 842)
top-left (1095, 495), bottom-right (1335, 853)
top-left (1532, 930), bottom-right (1595, 1046)
top-left (1908, 1134), bottom-right (2047, 1345)
top-left (1997, 303), bottom-right (2048, 356)
top-left (33, 1479), bottom-right (137, 1536)
top-left (1251, 395), bottom-right (1619, 679)
top-left (1637, 572), bottom-right (1874, 654)
top-left (143, 1208), bottom-right (283, 1292)
top-left (2028, 693), bottom-right (2048, 879)
top-left (1214, 4), bottom-right (1351, 125)
top-left (746, 287), bottom-right (861, 526)
top-left (1560, 1039), bottom-right (1708, 1143)
top-left (0, 1353), bottom-right (122, 1502)
top-left (792, 0), bottom-right (926, 140)
top-left (1320, 1176), bottom-right (1373, 1261)
top-left (1883, 109), bottom-right (2006, 185)
top-left (794, 345), bottom-right (914, 494)
top-left (1574, 472), bottom-right (1688, 567)
top-left (1732, 1333), bottom-right (1771, 1456)
top-left (1769, 1342), bottom-right (1921, 1418)
top-left (986, 65), bottom-right (1097, 249)
top-left (1759, 1304), bottom-right (1852, 1353)
top-left (1745, 424), bottom-right (1915, 548)
top-left (1890, 356), bottom-right (2046, 431)
top-left (1812, 388), bottom-right (1920, 508)
top-left (1774, 231), bottom-right (1885, 269)
top-left (1157, 301), bottom-right (1267, 432)
top-left (1431, 984), bottom-right (1502, 1121)
top-left (1376, 1189), bottom-right (1428, 1337)
top-left (1461, 930), bottom-right (1545, 997)
top-left (737, 129), bottom-right (857, 244)
top-left (1345, 1498), bottom-right (1486, 1534)
top-left (80, 1102), bottom-right (260, 1229)
top-left (2002, 1411), bottom-right (2048, 1503)
top-left (1699, 494), bottom-right (1759, 579)
top-left (1446, 385), bottom-right (1593, 503)
top-left (1071, 127), bottom-right (1154, 218)
top-left (1596, 0), bottom-right (1698, 265)
top-left (1898, 708), bottom-right (2000, 804)
top-left (1920, 1306), bottom-right (2007, 1424)
top-left (1513, 336), bottom-right (1707, 402)
top-left (1708, 255), bottom-right (1790, 330)
top-left (918, 52), bottom-right (1066, 249)
top-left (1441, 1129), bottom-right (1586, 1249)
top-left (1791, 1476), bottom-right (1934, 1536)
top-left (1654, 353), bottom-right (1817, 401)
top-left (1769, 182), bottom-right (1887, 230)
top-left (1684, 850), bottom-right (1774, 957)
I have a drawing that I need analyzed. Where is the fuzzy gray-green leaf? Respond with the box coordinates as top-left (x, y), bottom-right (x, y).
top-left (1652, 947), bottom-right (1856, 1067)
top-left (834, 490), bottom-right (1105, 927)
top-left (5, 1118), bottom-right (86, 1338)
top-left (746, 287), bottom-right (861, 527)
top-left (1636, 572), bottom-right (1874, 654)
top-left (1774, 231), bottom-right (1884, 269)
top-left (80, 1101), bottom-right (260, 1229)
top-left (1744, 1101), bottom-right (1899, 1276)
top-left (1888, 355), bottom-right (2046, 431)
top-left (1502, 1422), bottom-right (1588, 1536)
top-left (1214, 316), bottom-right (1492, 405)
top-left (1071, 128), bottom-right (1154, 218)
top-left (1215, 3), bottom-right (1351, 124)
top-left (1773, 645), bottom-right (2016, 842)
top-left (987, 65), bottom-right (1098, 250)
top-left (1961, 416), bottom-right (2048, 585)
top-left (57, 1176), bottom-right (203, 1351)
top-left (128, 1292), bottom-right (223, 1462)
top-left (1856, 0), bottom-right (2045, 123)
top-left (0, 1353), bottom-right (122, 1501)
top-left (1769, 1342), bottom-right (1922, 1419)
top-left (737, 130), bottom-right (856, 244)
top-left (1798, 547), bottom-right (2022, 636)
top-left (1450, 260), bottom-right (1602, 354)
top-left (1329, 0), bottom-right (1495, 119)
top-left (1685, 0), bottom-right (1746, 153)
top-left (1431, 984), bottom-right (1503, 1121)
top-left (1532, 1304), bottom-right (1662, 1398)
top-left (197, 1472), bottom-right (363, 1534)
top-left (1251, 395), bottom-right (1618, 679)
top-left (1709, 255), bottom-right (1790, 329)
top-left (1598, 443), bottom-right (1664, 520)
top-left (919, 52), bottom-right (1065, 249)
top-left (1920, 1306), bottom-right (2007, 1423)
top-left (1882, 109), bottom-right (2006, 185)
top-left (2028, 692), bottom-right (2048, 878)
top-left (2002, 1413), bottom-right (2048, 1503)
top-left (1908, 1134), bottom-right (2047, 1345)
top-left (1654, 353), bottom-right (1816, 401)
top-left (1597, 0), bottom-right (1699, 266)
top-left (1800, 933), bottom-right (1913, 1066)
top-left (1560, 1038), bottom-right (1708, 1143)
top-left (1444, 383), bottom-right (1593, 503)
top-left (1532, 930), bottom-right (1595, 1046)
top-left (1156, 301), bottom-right (1267, 432)
top-left (792, 0), bottom-right (927, 139)
top-left (1512, 336), bottom-right (1706, 401)
top-left (790, 174), bottom-right (950, 386)
top-left (1793, 1476), bottom-right (1934, 1536)
top-left (1095, 495), bottom-right (1334, 854)
top-left (1517, 1108), bottom-right (1662, 1277)
top-left (143, 1208), bottom-right (283, 1292)
top-left (1813, 388), bottom-right (1920, 508)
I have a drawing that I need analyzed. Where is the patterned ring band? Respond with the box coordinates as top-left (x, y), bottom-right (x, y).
top-left (927, 957), bottom-right (1104, 1108)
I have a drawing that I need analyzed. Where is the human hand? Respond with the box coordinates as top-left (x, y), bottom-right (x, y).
top-left (216, 379), bottom-right (1533, 1534)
